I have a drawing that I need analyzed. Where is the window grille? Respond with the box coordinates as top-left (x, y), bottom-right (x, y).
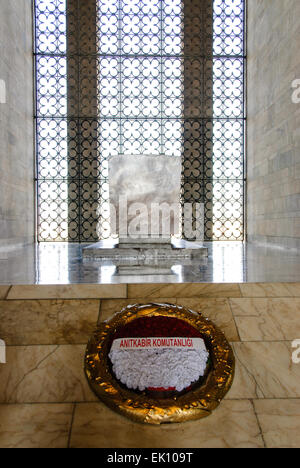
top-left (34, 0), bottom-right (245, 241)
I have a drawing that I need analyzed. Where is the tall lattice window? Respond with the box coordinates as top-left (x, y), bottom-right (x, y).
top-left (34, 0), bottom-right (245, 242)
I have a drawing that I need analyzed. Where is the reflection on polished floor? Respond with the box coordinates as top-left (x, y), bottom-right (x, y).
top-left (0, 242), bottom-right (300, 284)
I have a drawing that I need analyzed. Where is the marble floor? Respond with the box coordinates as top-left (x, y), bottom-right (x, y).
top-left (1, 241), bottom-right (300, 448)
top-left (0, 284), bottom-right (300, 447)
top-left (0, 241), bottom-right (300, 284)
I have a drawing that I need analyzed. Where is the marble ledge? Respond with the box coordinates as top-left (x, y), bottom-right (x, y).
top-left (6, 284), bottom-right (127, 300)
top-left (3, 282), bottom-right (300, 300)
top-left (239, 282), bottom-right (300, 297)
top-left (127, 283), bottom-right (242, 298)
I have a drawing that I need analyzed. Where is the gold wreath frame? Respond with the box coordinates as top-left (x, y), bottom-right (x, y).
top-left (84, 303), bottom-right (235, 425)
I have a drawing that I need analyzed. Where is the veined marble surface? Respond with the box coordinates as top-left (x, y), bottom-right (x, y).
top-left (0, 241), bottom-right (300, 284)
top-left (1, 284), bottom-right (300, 446)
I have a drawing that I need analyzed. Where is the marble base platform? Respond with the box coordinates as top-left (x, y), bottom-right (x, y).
top-left (119, 237), bottom-right (172, 249)
top-left (82, 239), bottom-right (208, 264)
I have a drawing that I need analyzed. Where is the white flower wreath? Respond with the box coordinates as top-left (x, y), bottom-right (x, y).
top-left (109, 347), bottom-right (209, 392)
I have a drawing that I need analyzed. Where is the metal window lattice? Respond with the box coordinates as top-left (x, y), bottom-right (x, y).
top-left (34, 0), bottom-right (245, 242)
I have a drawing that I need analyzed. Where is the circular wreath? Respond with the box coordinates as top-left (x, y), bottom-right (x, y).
top-left (84, 303), bottom-right (235, 425)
